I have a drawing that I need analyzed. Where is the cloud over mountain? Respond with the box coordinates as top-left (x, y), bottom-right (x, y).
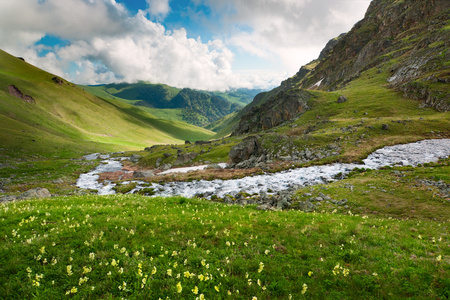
top-left (0, 0), bottom-right (369, 90)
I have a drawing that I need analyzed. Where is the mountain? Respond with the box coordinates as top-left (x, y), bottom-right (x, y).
top-left (228, 0), bottom-right (449, 137)
top-left (85, 83), bottom-right (263, 127)
top-left (0, 49), bottom-right (214, 158)
top-left (290, 0), bottom-right (449, 110)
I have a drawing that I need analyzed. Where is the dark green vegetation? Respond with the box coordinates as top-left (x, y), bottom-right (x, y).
top-left (84, 83), bottom-right (262, 127)
top-left (0, 49), bottom-right (214, 159)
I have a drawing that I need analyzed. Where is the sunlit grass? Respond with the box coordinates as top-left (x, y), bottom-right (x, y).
top-left (1, 194), bottom-right (448, 299)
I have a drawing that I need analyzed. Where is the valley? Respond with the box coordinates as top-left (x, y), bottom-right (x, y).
top-left (0, 0), bottom-right (449, 298)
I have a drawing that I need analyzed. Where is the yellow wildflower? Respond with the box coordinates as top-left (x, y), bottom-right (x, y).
top-left (176, 282), bottom-right (182, 293)
top-left (192, 286), bottom-right (199, 294)
top-left (301, 283), bottom-right (307, 294)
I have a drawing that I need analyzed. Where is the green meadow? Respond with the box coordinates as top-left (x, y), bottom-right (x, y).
top-left (0, 189), bottom-right (448, 299)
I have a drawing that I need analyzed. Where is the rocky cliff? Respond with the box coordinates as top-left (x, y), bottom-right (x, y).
top-left (232, 90), bottom-right (312, 135)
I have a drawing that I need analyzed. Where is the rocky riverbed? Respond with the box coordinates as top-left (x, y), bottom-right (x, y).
top-left (76, 139), bottom-right (450, 201)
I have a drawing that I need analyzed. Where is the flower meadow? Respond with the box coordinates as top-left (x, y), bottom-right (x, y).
top-left (0, 194), bottom-right (448, 299)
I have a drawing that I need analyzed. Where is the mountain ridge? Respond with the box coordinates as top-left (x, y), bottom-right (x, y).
top-left (85, 83), bottom-right (263, 127)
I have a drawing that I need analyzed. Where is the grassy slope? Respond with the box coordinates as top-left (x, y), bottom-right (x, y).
top-left (0, 191), bottom-right (448, 299)
top-left (140, 65), bottom-right (450, 168)
top-left (0, 50), bottom-right (214, 158)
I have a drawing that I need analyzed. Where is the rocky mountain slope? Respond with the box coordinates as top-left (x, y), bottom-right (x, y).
top-left (290, 0), bottom-right (450, 109)
top-left (226, 0), bottom-right (449, 137)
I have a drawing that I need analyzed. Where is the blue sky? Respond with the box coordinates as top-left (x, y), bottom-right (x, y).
top-left (0, 0), bottom-right (371, 90)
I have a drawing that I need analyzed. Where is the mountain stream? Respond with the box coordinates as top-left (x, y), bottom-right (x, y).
top-left (76, 139), bottom-right (450, 198)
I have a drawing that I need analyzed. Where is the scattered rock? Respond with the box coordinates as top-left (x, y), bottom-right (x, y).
top-left (381, 124), bottom-right (389, 130)
top-left (130, 154), bottom-right (142, 163)
top-left (51, 76), bottom-right (64, 85)
top-left (195, 140), bottom-right (212, 145)
top-left (337, 95), bottom-right (348, 103)
top-left (174, 152), bottom-right (199, 165)
top-left (163, 153), bottom-right (172, 158)
top-left (0, 195), bottom-right (17, 202)
top-left (206, 163), bottom-right (222, 170)
top-left (133, 170), bottom-right (155, 178)
top-left (295, 201), bottom-right (316, 212)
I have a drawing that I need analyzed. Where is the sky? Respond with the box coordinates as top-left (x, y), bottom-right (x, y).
top-left (0, 0), bottom-right (371, 91)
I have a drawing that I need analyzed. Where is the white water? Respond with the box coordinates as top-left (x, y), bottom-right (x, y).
top-left (76, 139), bottom-right (450, 198)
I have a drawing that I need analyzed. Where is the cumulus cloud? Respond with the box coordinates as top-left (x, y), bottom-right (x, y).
top-left (0, 0), bottom-right (371, 91)
top-left (195, 0), bottom-right (371, 73)
top-left (0, 0), bottom-right (258, 90)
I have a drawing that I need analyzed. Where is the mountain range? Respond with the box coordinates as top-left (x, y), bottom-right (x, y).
top-left (84, 83), bottom-right (263, 127)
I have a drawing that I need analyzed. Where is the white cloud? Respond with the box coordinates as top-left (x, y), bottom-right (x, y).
top-left (147, 0), bottom-right (171, 19)
top-left (0, 0), bottom-right (371, 91)
top-left (196, 0), bottom-right (372, 74)
top-left (0, 0), bottom-right (259, 91)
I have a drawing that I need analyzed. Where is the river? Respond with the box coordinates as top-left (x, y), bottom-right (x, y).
top-left (76, 139), bottom-right (450, 198)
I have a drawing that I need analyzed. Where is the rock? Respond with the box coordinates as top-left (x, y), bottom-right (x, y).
top-left (277, 198), bottom-right (291, 209)
top-left (229, 136), bottom-right (263, 164)
top-left (0, 195), bottom-right (17, 202)
top-left (18, 188), bottom-right (51, 200)
top-left (295, 201), bottom-right (316, 212)
top-left (52, 76), bottom-right (64, 85)
top-left (133, 170), bottom-right (155, 178)
top-left (206, 164), bottom-right (222, 170)
top-left (232, 90), bottom-right (312, 135)
top-left (53, 178), bottom-right (64, 184)
top-left (130, 154), bottom-right (142, 163)
top-left (337, 96), bottom-right (348, 103)
top-left (381, 124), bottom-right (389, 130)
top-left (8, 85), bottom-right (35, 104)
top-left (155, 157), bottom-right (162, 168)
top-left (163, 153), bottom-right (172, 158)
top-left (185, 140), bottom-right (191, 144)
top-left (256, 204), bottom-right (272, 211)
top-left (174, 152), bottom-right (199, 165)
top-left (195, 140), bottom-right (212, 145)
top-left (160, 164), bottom-right (172, 171)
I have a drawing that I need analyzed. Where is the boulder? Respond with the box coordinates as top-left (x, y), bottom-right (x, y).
top-left (0, 195), bottom-right (17, 203)
top-left (206, 163), bottom-right (222, 170)
top-left (18, 188), bottom-right (51, 200)
top-left (133, 170), bottom-right (155, 178)
top-left (130, 154), bottom-right (142, 163)
top-left (229, 136), bottom-right (263, 164)
top-left (337, 96), bottom-right (348, 103)
top-left (295, 201), bottom-right (316, 212)
top-left (174, 152), bottom-right (199, 165)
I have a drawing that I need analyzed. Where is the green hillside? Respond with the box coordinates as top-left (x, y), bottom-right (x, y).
top-left (0, 50), bottom-right (214, 158)
top-left (85, 83), bottom-right (263, 127)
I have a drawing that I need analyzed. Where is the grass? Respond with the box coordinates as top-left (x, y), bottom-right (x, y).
top-left (0, 49), bottom-right (214, 158)
top-left (0, 193), bottom-right (448, 299)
